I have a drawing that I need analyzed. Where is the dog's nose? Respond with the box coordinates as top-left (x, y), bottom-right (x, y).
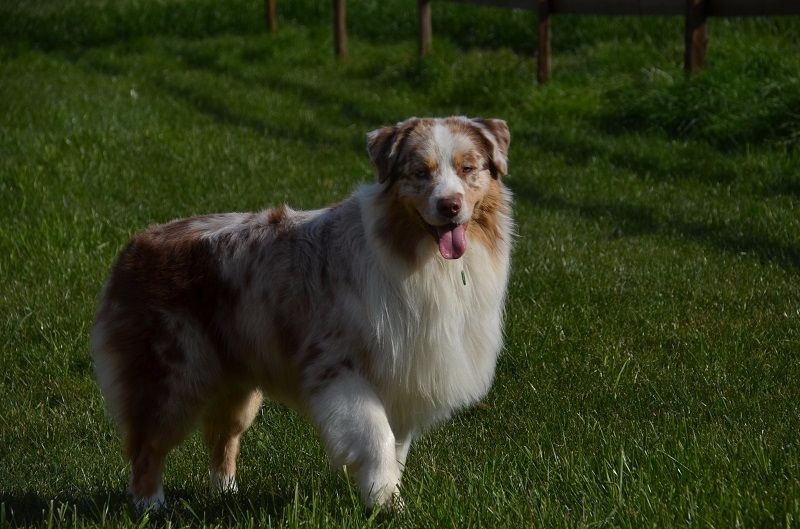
top-left (436, 196), bottom-right (462, 219)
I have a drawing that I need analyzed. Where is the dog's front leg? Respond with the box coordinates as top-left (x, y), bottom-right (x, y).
top-left (395, 431), bottom-right (414, 473)
top-left (309, 372), bottom-right (401, 509)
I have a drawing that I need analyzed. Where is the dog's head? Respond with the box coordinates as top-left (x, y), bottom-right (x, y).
top-left (367, 116), bottom-right (510, 260)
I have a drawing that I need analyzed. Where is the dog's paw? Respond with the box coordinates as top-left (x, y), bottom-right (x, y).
top-left (364, 482), bottom-right (403, 512)
top-left (130, 491), bottom-right (166, 516)
top-left (387, 492), bottom-right (405, 513)
top-left (210, 471), bottom-right (239, 494)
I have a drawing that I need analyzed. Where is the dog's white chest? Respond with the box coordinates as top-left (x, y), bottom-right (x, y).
top-left (364, 245), bottom-right (509, 431)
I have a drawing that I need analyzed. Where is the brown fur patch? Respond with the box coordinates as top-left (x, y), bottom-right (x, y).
top-left (304, 343), bottom-right (325, 365)
top-left (467, 179), bottom-right (508, 259)
top-left (357, 347), bottom-right (375, 379)
top-left (266, 205), bottom-right (288, 225)
top-left (445, 117), bottom-right (508, 178)
top-left (128, 439), bottom-right (168, 498)
top-left (457, 152), bottom-right (482, 180)
top-left (373, 187), bottom-right (428, 267)
top-left (157, 336), bottom-right (186, 365)
top-left (318, 366), bottom-right (339, 382)
top-left (99, 218), bottom-right (248, 465)
top-left (274, 311), bottom-right (301, 357)
top-left (305, 364), bottom-right (343, 396)
top-left (368, 118), bottom-right (436, 184)
top-left (423, 157), bottom-right (439, 175)
top-left (202, 388), bottom-right (263, 479)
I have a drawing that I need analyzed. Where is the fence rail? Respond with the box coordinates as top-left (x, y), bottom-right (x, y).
top-left (265, 0), bottom-right (800, 82)
top-left (422, 0), bottom-right (800, 82)
top-left (447, 0), bottom-right (800, 16)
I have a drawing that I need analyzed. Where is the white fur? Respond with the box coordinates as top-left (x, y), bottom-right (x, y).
top-left (310, 372), bottom-right (402, 507)
top-left (359, 184), bottom-right (510, 430)
top-left (210, 471), bottom-right (238, 494)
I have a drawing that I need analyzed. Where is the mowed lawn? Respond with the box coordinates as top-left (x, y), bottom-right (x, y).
top-left (1, 1), bottom-right (799, 527)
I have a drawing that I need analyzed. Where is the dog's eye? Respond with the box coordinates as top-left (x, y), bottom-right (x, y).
top-left (462, 166), bottom-right (474, 174)
top-left (415, 169), bottom-right (429, 180)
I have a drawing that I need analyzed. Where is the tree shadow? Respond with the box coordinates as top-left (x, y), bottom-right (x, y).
top-left (62, 42), bottom-right (388, 155)
top-left (511, 177), bottom-right (800, 271)
top-left (595, 77), bottom-right (800, 153)
top-left (517, 129), bottom-right (739, 186)
top-left (157, 80), bottom-right (338, 148)
top-left (174, 46), bottom-right (390, 129)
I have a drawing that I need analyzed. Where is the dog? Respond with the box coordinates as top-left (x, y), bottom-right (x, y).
top-left (90, 116), bottom-right (513, 511)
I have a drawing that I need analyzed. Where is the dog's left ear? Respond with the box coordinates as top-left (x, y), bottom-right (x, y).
top-left (367, 118), bottom-right (418, 184)
top-left (366, 126), bottom-right (397, 184)
top-left (473, 118), bottom-right (510, 178)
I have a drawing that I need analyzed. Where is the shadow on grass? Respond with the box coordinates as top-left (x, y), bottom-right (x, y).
top-left (172, 46), bottom-right (390, 129)
top-left (0, 488), bottom-right (296, 527)
top-left (596, 76), bottom-right (800, 153)
top-left (61, 43), bottom-right (387, 154)
top-left (0, 490), bottom-right (128, 526)
top-left (520, 129), bottom-right (739, 186)
top-left (764, 179), bottom-right (800, 199)
top-left (511, 178), bottom-right (800, 272)
top-left (160, 80), bottom-right (336, 146)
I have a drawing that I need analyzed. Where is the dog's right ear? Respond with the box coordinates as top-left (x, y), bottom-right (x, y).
top-left (366, 118), bottom-right (417, 184)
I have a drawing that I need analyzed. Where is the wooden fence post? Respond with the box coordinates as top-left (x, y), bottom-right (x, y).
top-left (537, 0), bottom-right (551, 83)
top-left (334, 0), bottom-right (348, 59)
top-left (684, 0), bottom-right (707, 73)
top-left (419, 0), bottom-right (433, 58)
top-left (265, 0), bottom-right (277, 32)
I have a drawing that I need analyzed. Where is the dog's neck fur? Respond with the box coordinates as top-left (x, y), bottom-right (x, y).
top-left (355, 182), bottom-right (513, 434)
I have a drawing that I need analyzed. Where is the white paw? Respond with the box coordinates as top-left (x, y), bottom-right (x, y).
top-left (363, 479), bottom-right (402, 511)
top-left (130, 486), bottom-right (166, 514)
top-left (210, 471), bottom-right (238, 494)
top-left (380, 490), bottom-right (405, 513)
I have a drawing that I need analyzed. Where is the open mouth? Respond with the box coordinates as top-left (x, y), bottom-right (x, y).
top-left (423, 220), bottom-right (468, 260)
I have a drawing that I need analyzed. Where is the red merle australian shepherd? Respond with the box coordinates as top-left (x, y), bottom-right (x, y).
top-left (91, 116), bottom-right (513, 511)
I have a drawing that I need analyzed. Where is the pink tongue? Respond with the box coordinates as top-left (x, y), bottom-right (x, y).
top-left (436, 224), bottom-right (467, 259)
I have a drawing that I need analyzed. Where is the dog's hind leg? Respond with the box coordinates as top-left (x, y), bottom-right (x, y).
top-left (100, 350), bottom-right (199, 513)
top-left (308, 372), bottom-right (401, 509)
top-left (126, 435), bottom-right (169, 512)
top-left (202, 387), bottom-right (264, 493)
top-left (125, 415), bottom-right (195, 513)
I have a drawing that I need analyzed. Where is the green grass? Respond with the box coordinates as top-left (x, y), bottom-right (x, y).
top-left (1, 1), bottom-right (799, 527)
